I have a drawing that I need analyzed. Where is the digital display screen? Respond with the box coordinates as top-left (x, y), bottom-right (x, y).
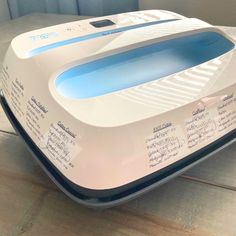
top-left (90, 19), bottom-right (115, 28)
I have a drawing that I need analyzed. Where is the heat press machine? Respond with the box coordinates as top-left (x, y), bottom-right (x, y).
top-left (1, 10), bottom-right (236, 208)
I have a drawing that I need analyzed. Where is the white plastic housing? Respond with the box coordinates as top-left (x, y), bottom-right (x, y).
top-left (1, 10), bottom-right (236, 191)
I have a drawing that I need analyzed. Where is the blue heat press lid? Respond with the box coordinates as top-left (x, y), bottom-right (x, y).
top-left (56, 31), bottom-right (234, 99)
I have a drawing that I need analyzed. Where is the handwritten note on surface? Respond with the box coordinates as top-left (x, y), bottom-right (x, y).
top-left (146, 123), bottom-right (185, 168)
top-left (41, 122), bottom-right (81, 170)
top-left (145, 92), bottom-right (236, 170)
top-left (185, 110), bottom-right (216, 148)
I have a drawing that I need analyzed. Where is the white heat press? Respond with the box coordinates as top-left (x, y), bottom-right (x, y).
top-left (1, 10), bottom-right (236, 208)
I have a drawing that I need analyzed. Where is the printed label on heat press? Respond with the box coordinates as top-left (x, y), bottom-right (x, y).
top-left (1, 68), bottom-right (81, 171)
top-left (1, 65), bottom-right (11, 98)
top-left (146, 123), bottom-right (185, 168)
top-left (185, 93), bottom-right (236, 149)
top-left (25, 96), bottom-right (48, 142)
top-left (3, 77), bottom-right (25, 118)
top-left (215, 93), bottom-right (236, 132)
top-left (39, 122), bottom-right (81, 170)
top-left (185, 107), bottom-right (217, 148)
top-left (146, 92), bottom-right (236, 170)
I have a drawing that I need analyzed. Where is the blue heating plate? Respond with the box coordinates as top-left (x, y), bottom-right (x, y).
top-left (56, 32), bottom-right (234, 99)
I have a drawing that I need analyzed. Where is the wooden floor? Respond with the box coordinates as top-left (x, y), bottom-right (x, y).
top-left (0, 14), bottom-right (236, 236)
